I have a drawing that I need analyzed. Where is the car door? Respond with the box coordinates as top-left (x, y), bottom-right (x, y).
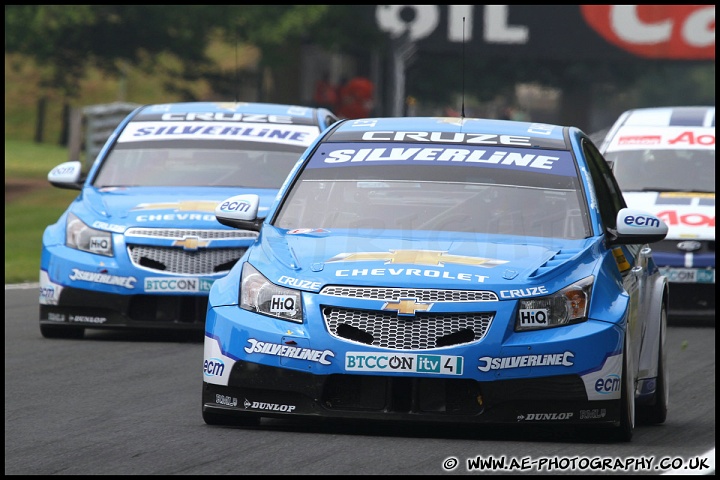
top-left (582, 138), bottom-right (646, 369)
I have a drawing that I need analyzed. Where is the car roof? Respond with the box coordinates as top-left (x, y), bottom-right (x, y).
top-left (614, 106), bottom-right (715, 128)
top-left (131, 101), bottom-right (335, 126)
top-left (324, 117), bottom-right (572, 150)
top-left (599, 106), bottom-right (715, 153)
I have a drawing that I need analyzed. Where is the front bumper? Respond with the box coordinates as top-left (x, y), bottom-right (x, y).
top-left (38, 239), bottom-right (234, 331)
top-left (40, 285), bottom-right (208, 331)
top-left (202, 298), bottom-right (627, 427)
top-left (654, 241), bottom-right (715, 320)
top-left (657, 267), bottom-right (715, 320)
top-left (666, 282), bottom-right (715, 320)
top-left (202, 363), bottom-right (620, 427)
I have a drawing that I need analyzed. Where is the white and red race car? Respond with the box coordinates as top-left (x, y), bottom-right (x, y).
top-left (600, 106), bottom-right (715, 322)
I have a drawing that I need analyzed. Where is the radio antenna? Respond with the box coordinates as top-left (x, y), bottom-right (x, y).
top-left (234, 26), bottom-right (239, 102)
top-left (461, 16), bottom-right (466, 118)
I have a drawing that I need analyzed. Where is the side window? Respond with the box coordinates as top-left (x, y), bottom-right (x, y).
top-left (582, 138), bottom-right (626, 231)
top-left (325, 113), bottom-right (340, 127)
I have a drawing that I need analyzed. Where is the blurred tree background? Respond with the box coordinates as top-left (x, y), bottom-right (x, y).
top-left (5, 5), bottom-right (715, 145)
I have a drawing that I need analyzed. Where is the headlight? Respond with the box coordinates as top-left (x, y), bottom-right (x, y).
top-left (515, 276), bottom-right (593, 331)
top-left (240, 263), bottom-right (303, 323)
top-left (65, 212), bottom-right (113, 257)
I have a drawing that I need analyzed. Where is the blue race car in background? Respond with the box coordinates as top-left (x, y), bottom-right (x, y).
top-left (40, 101), bottom-right (339, 339)
top-left (204, 116), bottom-right (669, 442)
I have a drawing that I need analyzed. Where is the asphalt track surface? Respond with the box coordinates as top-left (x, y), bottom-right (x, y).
top-left (5, 284), bottom-right (715, 475)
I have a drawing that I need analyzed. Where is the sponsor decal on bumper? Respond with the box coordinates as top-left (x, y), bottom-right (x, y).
top-left (659, 267), bottom-right (715, 283)
top-left (145, 277), bottom-right (215, 292)
top-left (345, 352), bottom-right (464, 375)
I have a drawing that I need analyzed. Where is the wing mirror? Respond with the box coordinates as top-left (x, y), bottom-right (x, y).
top-left (611, 208), bottom-right (668, 244)
top-left (47, 161), bottom-right (84, 190)
top-left (215, 194), bottom-right (264, 231)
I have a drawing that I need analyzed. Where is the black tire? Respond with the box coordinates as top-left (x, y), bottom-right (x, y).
top-left (613, 334), bottom-right (635, 442)
top-left (202, 409), bottom-right (261, 427)
top-left (40, 324), bottom-right (85, 339)
top-left (638, 306), bottom-right (668, 425)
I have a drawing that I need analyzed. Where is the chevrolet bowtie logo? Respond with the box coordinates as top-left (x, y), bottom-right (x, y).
top-left (173, 236), bottom-right (210, 251)
top-left (132, 200), bottom-right (220, 212)
top-left (325, 249), bottom-right (507, 268)
top-left (383, 298), bottom-right (433, 316)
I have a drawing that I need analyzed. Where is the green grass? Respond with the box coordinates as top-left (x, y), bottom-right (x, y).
top-left (5, 139), bottom-right (78, 283)
top-left (4, 49), bottom-right (223, 284)
top-left (5, 139), bottom-right (73, 177)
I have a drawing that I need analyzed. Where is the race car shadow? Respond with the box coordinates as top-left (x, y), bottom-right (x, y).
top-left (245, 417), bottom-right (603, 444)
top-left (83, 328), bottom-right (204, 344)
top-left (667, 316), bottom-right (715, 328)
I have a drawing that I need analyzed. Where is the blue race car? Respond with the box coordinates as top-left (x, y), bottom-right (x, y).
top-left (39, 101), bottom-right (339, 339)
top-left (203, 116), bottom-right (669, 441)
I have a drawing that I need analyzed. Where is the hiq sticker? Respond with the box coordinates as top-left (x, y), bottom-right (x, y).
top-left (270, 295), bottom-right (297, 314)
top-left (519, 308), bottom-right (549, 327)
top-left (89, 236), bottom-right (112, 254)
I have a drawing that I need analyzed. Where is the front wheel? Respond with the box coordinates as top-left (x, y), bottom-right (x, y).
top-left (617, 334), bottom-right (635, 441)
top-left (604, 333), bottom-right (635, 442)
top-left (638, 305), bottom-right (668, 424)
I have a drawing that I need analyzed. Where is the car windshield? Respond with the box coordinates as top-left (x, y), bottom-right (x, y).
top-left (606, 148), bottom-right (715, 193)
top-left (274, 143), bottom-right (591, 239)
top-left (92, 140), bottom-right (306, 189)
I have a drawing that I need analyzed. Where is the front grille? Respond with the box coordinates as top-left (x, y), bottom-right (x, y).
top-left (651, 239), bottom-right (715, 254)
top-left (125, 227), bottom-right (257, 240)
top-left (320, 287), bottom-right (496, 350)
top-left (124, 228), bottom-right (254, 274)
top-left (324, 307), bottom-right (493, 350)
top-left (128, 246), bottom-right (246, 274)
top-left (321, 286), bottom-right (498, 302)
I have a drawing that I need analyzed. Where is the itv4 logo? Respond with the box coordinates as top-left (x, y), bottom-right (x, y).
top-left (416, 354), bottom-right (464, 375)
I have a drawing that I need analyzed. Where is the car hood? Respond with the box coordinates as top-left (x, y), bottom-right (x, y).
top-left (246, 226), bottom-right (598, 292)
top-left (78, 186), bottom-right (278, 231)
top-left (623, 191), bottom-right (715, 240)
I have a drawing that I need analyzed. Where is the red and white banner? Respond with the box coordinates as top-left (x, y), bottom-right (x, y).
top-left (375, 5), bottom-right (715, 61)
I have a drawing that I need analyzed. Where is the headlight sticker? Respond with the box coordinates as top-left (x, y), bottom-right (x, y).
top-left (269, 294), bottom-right (298, 316)
top-left (88, 236), bottom-right (112, 255)
top-left (517, 308), bottom-right (550, 328)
